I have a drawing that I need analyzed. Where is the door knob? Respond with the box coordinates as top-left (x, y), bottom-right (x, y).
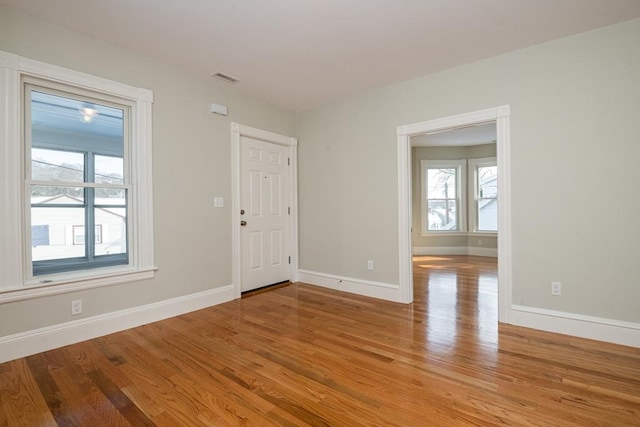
top-left (240, 220), bottom-right (247, 226)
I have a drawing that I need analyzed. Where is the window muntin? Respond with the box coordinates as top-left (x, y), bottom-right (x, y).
top-left (26, 85), bottom-right (130, 276)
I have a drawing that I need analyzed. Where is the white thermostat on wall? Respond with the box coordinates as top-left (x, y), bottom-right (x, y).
top-left (210, 103), bottom-right (228, 116)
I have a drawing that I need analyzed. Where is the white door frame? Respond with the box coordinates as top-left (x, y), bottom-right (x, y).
top-left (231, 123), bottom-right (298, 299)
top-left (396, 105), bottom-right (512, 323)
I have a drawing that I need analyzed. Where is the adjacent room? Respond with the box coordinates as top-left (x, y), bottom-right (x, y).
top-left (1, 1), bottom-right (639, 425)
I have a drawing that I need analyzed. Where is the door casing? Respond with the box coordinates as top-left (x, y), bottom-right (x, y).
top-left (231, 123), bottom-right (298, 299)
top-left (396, 105), bottom-right (512, 323)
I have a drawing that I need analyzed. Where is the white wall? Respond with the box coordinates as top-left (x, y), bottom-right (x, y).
top-left (0, 5), bottom-right (296, 337)
top-left (297, 19), bottom-right (640, 324)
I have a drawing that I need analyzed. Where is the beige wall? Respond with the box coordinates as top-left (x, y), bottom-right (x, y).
top-left (1, 7), bottom-right (638, 336)
top-left (411, 144), bottom-right (497, 250)
top-left (297, 19), bottom-right (640, 323)
top-left (0, 6), bottom-right (296, 336)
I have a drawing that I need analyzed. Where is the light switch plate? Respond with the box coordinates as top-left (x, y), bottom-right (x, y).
top-left (213, 197), bottom-right (224, 208)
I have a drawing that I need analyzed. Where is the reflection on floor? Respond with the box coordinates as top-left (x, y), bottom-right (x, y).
top-left (2, 255), bottom-right (639, 425)
top-left (414, 255), bottom-right (498, 348)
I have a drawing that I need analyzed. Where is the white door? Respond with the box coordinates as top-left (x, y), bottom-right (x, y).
top-left (240, 136), bottom-right (290, 292)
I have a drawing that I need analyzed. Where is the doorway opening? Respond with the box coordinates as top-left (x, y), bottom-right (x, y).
top-left (411, 122), bottom-right (499, 335)
top-left (396, 106), bottom-right (512, 323)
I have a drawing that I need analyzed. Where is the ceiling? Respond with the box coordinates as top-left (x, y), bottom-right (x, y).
top-left (2, 0), bottom-right (639, 112)
top-left (412, 122), bottom-right (496, 147)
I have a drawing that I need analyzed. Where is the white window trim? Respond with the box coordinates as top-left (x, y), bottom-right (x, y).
top-left (420, 159), bottom-right (466, 235)
top-left (0, 50), bottom-right (156, 303)
top-left (468, 156), bottom-right (498, 234)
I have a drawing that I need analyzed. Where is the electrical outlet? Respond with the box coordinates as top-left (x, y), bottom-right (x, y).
top-left (551, 282), bottom-right (561, 296)
top-left (367, 260), bottom-right (374, 271)
top-left (71, 299), bottom-right (82, 315)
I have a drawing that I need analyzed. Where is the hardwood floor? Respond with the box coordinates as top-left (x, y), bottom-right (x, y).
top-left (1, 255), bottom-right (639, 426)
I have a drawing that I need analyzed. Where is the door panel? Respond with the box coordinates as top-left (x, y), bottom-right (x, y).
top-left (249, 231), bottom-right (262, 270)
top-left (240, 136), bottom-right (289, 291)
top-left (270, 229), bottom-right (282, 265)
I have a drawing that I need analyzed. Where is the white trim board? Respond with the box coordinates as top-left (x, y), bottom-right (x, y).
top-left (297, 270), bottom-right (402, 303)
top-left (397, 105), bottom-right (512, 321)
top-left (413, 247), bottom-right (497, 257)
top-left (230, 123), bottom-right (298, 300)
top-left (511, 305), bottom-right (640, 348)
top-left (0, 285), bottom-right (234, 363)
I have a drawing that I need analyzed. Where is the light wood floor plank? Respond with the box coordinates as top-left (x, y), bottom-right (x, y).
top-left (1, 255), bottom-right (639, 426)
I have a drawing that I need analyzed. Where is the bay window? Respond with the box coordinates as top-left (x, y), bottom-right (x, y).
top-left (420, 157), bottom-right (497, 235)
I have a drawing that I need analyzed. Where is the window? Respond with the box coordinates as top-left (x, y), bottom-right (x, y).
top-left (469, 157), bottom-right (498, 232)
top-left (27, 85), bottom-right (128, 275)
top-left (421, 160), bottom-right (466, 233)
top-left (0, 51), bottom-right (155, 300)
top-left (72, 225), bottom-right (103, 245)
top-left (420, 157), bottom-right (497, 235)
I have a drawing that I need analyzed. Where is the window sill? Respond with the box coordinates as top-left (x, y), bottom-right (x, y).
top-left (420, 231), bottom-right (497, 237)
top-left (421, 231), bottom-right (468, 237)
top-left (0, 267), bottom-right (158, 304)
top-left (471, 231), bottom-right (498, 237)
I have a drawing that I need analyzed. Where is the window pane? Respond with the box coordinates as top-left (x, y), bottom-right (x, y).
top-left (427, 200), bottom-right (457, 230)
top-left (94, 206), bottom-right (126, 257)
top-left (94, 188), bottom-right (127, 257)
top-left (31, 186), bottom-right (84, 204)
top-left (32, 148), bottom-right (84, 182)
top-left (95, 188), bottom-right (126, 203)
top-left (478, 166), bottom-right (497, 198)
top-left (427, 168), bottom-right (456, 198)
top-left (31, 90), bottom-right (124, 156)
top-left (477, 165), bottom-right (497, 231)
top-left (31, 207), bottom-right (85, 261)
top-left (95, 155), bottom-right (124, 184)
top-left (29, 88), bottom-right (128, 276)
top-left (478, 200), bottom-right (498, 231)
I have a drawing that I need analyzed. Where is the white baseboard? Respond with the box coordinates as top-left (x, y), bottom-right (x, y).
top-left (468, 247), bottom-right (498, 257)
top-left (4, 281), bottom-right (635, 364)
top-left (511, 305), bottom-right (640, 348)
top-left (0, 284), bottom-right (235, 363)
top-left (413, 246), bottom-right (497, 257)
top-left (297, 270), bottom-right (401, 303)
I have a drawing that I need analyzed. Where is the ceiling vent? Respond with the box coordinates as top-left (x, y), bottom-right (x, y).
top-left (213, 72), bottom-right (239, 84)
